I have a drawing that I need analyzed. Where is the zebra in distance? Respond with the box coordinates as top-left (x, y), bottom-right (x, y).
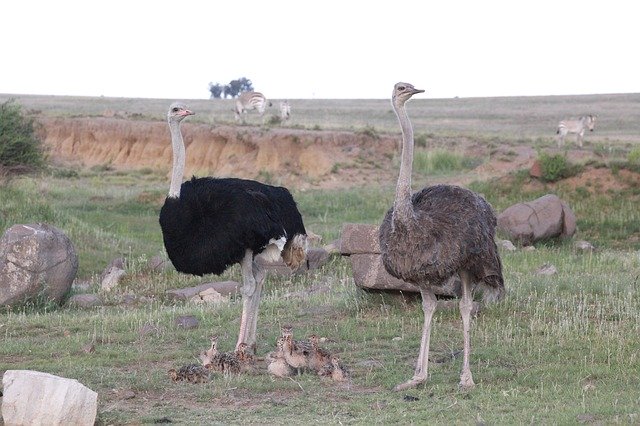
top-left (234, 91), bottom-right (272, 123)
top-left (556, 115), bottom-right (597, 148)
top-left (279, 100), bottom-right (291, 121)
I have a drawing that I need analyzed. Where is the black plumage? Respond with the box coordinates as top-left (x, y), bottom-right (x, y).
top-left (161, 102), bottom-right (308, 351)
top-left (160, 176), bottom-right (306, 276)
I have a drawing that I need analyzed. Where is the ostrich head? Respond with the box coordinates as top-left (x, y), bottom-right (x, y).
top-left (392, 82), bottom-right (425, 107)
top-left (167, 102), bottom-right (194, 123)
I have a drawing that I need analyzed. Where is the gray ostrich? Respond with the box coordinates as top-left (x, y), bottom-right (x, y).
top-left (379, 83), bottom-right (504, 391)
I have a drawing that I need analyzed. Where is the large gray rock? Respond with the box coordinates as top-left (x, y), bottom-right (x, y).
top-left (497, 194), bottom-right (576, 245)
top-left (0, 223), bottom-right (78, 306)
top-left (2, 370), bottom-right (97, 426)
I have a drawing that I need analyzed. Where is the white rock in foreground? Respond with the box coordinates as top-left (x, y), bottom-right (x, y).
top-left (2, 370), bottom-right (97, 426)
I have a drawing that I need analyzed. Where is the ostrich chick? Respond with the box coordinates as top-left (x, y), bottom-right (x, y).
top-left (168, 364), bottom-right (210, 383)
top-left (318, 355), bottom-right (350, 382)
top-left (280, 325), bottom-right (311, 370)
top-left (267, 337), bottom-right (294, 378)
top-left (308, 334), bottom-right (333, 372)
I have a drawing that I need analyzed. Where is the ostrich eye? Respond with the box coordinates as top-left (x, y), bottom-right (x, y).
top-left (398, 86), bottom-right (405, 91)
top-left (172, 107), bottom-right (179, 112)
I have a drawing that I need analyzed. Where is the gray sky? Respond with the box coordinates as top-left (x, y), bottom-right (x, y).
top-left (2, 0), bottom-right (637, 100)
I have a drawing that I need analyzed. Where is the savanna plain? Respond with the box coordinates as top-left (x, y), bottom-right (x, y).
top-left (1, 92), bottom-right (640, 424)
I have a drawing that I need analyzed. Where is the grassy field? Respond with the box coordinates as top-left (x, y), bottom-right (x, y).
top-left (1, 93), bottom-right (640, 424)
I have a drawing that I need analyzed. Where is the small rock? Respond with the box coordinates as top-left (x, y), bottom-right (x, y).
top-left (66, 294), bottom-right (102, 309)
top-left (138, 322), bottom-right (161, 337)
top-left (101, 267), bottom-right (126, 291)
top-left (574, 240), bottom-right (595, 253)
top-left (147, 255), bottom-right (172, 273)
top-left (175, 315), bottom-right (199, 329)
top-left (522, 245), bottom-right (536, 251)
top-left (81, 343), bottom-right (95, 354)
top-left (499, 239), bottom-right (517, 251)
top-left (189, 288), bottom-right (226, 305)
top-left (536, 263), bottom-right (557, 275)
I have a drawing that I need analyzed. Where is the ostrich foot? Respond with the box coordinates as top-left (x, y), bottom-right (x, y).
top-left (393, 376), bottom-right (427, 392)
top-left (458, 371), bottom-right (475, 390)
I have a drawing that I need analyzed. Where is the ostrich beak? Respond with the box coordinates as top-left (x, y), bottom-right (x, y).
top-left (181, 109), bottom-right (195, 116)
top-left (411, 88), bottom-right (425, 95)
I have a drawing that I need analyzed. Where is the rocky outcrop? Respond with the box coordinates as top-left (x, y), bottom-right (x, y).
top-left (0, 223), bottom-right (78, 306)
top-left (2, 370), bottom-right (97, 426)
top-left (39, 118), bottom-right (396, 186)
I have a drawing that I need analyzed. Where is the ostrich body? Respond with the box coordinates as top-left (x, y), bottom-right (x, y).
top-left (379, 83), bottom-right (504, 391)
top-left (161, 103), bottom-right (307, 352)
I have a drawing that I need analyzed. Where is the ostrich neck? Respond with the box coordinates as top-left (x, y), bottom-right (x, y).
top-left (393, 102), bottom-right (415, 221)
top-left (168, 120), bottom-right (185, 198)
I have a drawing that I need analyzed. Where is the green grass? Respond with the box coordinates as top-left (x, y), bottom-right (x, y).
top-left (1, 166), bottom-right (640, 424)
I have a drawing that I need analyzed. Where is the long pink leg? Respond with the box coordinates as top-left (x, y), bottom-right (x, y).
top-left (459, 270), bottom-right (476, 389)
top-left (237, 250), bottom-right (264, 353)
top-left (394, 287), bottom-right (437, 391)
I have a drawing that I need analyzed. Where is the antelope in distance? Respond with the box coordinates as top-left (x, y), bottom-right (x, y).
top-left (557, 115), bottom-right (597, 148)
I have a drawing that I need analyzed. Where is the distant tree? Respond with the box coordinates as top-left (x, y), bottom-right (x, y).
top-left (210, 77), bottom-right (254, 99)
top-left (208, 82), bottom-right (224, 99)
top-left (0, 99), bottom-right (44, 172)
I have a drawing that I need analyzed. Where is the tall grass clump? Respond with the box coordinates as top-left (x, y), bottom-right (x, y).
top-left (0, 100), bottom-right (44, 171)
top-left (413, 148), bottom-right (478, 175)
top-left (537, 151), bottom-right (581, 182)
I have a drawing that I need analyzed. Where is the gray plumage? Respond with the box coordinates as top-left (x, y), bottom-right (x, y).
top-left (379, 82), bottom-right (504, 392)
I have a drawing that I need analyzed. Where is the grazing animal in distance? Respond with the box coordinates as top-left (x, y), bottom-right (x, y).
top-left (234, 91), bottom-right (272, 123)
top-left (279, 100), bottom-right (291, 121)
top-left (160, 102), bottom-right (308, 353)
top-left (557, 115), bottom-right (596, 148)
top-left (379, 83), bottom-right (504, 391)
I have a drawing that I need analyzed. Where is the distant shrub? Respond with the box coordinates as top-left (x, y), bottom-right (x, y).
top-left (265, 114), bottom-right (282, 126)
top-left (0, 99), bottom-right (44, 171)
top-left (357, 125), bottom-right (379, 140)
top-left (537, 152), bottom-right (581, 182)
top-left (628, 147), bottom-right (640, 165)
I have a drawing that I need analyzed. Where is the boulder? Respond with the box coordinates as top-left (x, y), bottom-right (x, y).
top-left (497, 194), bottom-right (576, 245)
top-left (0, 223), bottom-right (78, 306)
top-left (2, 370), bottom-right (97, 426)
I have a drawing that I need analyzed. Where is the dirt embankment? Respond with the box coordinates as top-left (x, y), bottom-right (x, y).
top-left (39, 117), bottom-right (401, 189)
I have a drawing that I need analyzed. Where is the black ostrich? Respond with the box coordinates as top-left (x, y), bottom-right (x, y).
top-left (160, 102), bottom-right (307, 352)
top-left (379, 83), bottom-right (504, 391)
